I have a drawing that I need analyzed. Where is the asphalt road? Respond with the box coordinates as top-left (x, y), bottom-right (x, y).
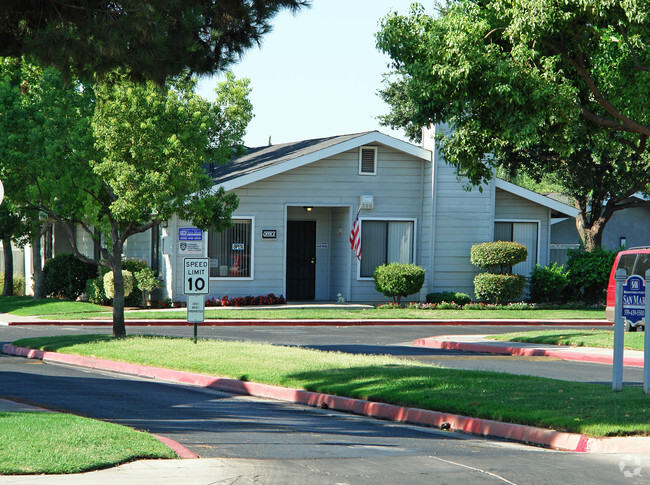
top-left (0, 351), bottom-right (645, 485)
top-left (1, 323), bottom-right (648, 484)
top-left (1, 323), bottom-right (644, 385)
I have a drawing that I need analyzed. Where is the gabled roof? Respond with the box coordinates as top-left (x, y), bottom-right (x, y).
top-left (210, 131), bottom-right (431, 191)
top-left (495, 178), bottom-right (580, 218)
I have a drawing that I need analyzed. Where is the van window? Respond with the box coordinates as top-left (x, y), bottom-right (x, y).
top-left (633, 254), bottom-right (650, 277)
top-left (617, 253), bottom-right (637, 278)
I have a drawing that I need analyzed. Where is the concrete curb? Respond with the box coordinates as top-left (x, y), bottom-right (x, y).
top-left (2, 319), bottom-right (611, 327)
top-left (413, 337), bottom-right (644, 368)
top-left (4, 343), bottom-right (648, 454)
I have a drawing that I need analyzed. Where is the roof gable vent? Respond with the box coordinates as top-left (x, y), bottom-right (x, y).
top-left (359, 146), bottom-right (377, 175)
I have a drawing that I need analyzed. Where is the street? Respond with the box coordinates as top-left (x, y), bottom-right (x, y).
top-left (1, 323), bottom-right (648, 484)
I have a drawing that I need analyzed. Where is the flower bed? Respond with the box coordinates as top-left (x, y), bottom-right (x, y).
top-left (205, 293), bottom-right (286, 307)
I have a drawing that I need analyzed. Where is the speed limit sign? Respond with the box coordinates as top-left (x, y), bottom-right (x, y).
top-left (183, 258), bottom-right (210, 295)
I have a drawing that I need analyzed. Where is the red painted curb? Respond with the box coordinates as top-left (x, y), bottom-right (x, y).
top-left (152, 434), bottom-right (199, 459)
top-left (4, 343), bottom-right (648, 454)
top-left (413, 338), bottom-right (645, 368)
top-left (5, 319), bottom-right (611, 327)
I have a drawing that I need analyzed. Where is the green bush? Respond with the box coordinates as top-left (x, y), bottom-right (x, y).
top-left (426, 291), bottom-right (471, 305)
top-left (470, 241), bottom-right (527, 273)
top-left (566, 247), bottom-right (618, 303)
top-left (43, 253), bottom-right (98, 300)
top-left (473, 273), bottom-right (526, 304)
top-left (122, 259), bottom-right (149, 307)
top-left (373, 263), bottom-right (425, 305)
top-left (529, 263), bottom-right (569, 303)
top-left (0, 273), bottom-right (25, 296)
top-left (103, 270), bottom-right (134, 300)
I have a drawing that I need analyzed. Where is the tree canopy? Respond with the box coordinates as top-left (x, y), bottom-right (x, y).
top-left (0, 0), bottom-right (308, 82)
top-left (376, 0), bottom-right (650, 250)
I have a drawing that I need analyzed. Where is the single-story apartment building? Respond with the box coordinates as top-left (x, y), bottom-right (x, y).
top-left (15, 126), bottom-right (579, 302)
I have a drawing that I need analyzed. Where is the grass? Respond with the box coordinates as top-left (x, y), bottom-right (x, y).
top-left (0, 411), bottom-right (176, 475)
top-left (489, 329), bottom-right (645, 352)
top-left (0, 295), bottom-right (607, 320)
top-left (0, 296), bottom-right (107, 316)
top-left (13, 334), bottom-right (650, 438)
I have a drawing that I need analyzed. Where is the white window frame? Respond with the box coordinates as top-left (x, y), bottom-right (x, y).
top-left (358, 146), bottom-right (377, 176)
top-left (357, 217), bottom-right (417, 280)
top-left (208, 216), bottom-right (255, 280)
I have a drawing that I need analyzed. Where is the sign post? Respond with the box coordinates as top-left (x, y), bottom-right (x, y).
top-left (645, 270), bottom-right (650, 394)
top-left (613, 269), bottom-right (626, 391)
top-left (183, 257), bottom-right (209, 343)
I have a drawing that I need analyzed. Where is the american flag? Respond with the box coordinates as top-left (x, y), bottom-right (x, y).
top-left (350, 208), bottom-right (361, 260)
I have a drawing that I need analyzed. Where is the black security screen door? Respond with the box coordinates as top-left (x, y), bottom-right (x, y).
top-left (286, 221), bottom-right (316, 300)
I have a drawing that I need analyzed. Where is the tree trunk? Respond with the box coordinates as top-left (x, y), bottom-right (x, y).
top-left (2, 237), bottom-right (13, 296)
top-left (575, 211), bottom-right (606, 252)
top-left (111, 255), bottom-right (126, 338)
top-left (32, 230), bottom-right (46, 299)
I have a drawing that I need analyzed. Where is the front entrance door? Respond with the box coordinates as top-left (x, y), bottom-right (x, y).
top-left (286, 221), bottom-right (316, 300)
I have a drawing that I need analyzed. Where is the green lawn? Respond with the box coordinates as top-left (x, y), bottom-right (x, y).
top-left (13, 335), bottom-right (650, 438)
top-left (0, 296), bottom-right (607, 320)
top-left (489, 329), bottom-right (645, 351)
top-left (0, 411), bottom-right (176, 475)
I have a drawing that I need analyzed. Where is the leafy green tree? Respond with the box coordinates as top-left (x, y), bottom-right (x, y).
top-left (0, 1), bottom-right (308, 82)
top-left (0, 203), bottom-right (28, 296)
top-left (376, 1), bottom-right (650, 250)
top-left (0, 58), bottom-right (94, 298)
top-left (37, 72), bottom-right (251, 337)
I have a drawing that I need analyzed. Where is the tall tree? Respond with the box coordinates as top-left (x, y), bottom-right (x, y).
top-left (0, 1), bottom-right (308, 82)
top-left (0, 58), bottom-right (94, 298)
top-left (376, 1), bottom-right (650, 250)
top-left (36, 72), bottom-right (251, 337)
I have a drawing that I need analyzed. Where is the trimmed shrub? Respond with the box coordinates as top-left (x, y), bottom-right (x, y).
top-left (373, 263), bottom-right (425, 305)
top-left (473, 273), bottom-right (526, 303)
top-left (0, 273), bottom-right (25, 296)
top-left (566, 247), bottom-right (618, 303)
top-left (103, 270), bottom-right (134, 299)
top-left (122, 259), bottom-right (149, 307)
top-left (426, 291), bottom-right (471, 305)
top-left (43, 253), bottom-right (98, 300)
top-left (529, 263), bottom-right (569, 303)
top-left (470, 241), bottom-right (527, 273)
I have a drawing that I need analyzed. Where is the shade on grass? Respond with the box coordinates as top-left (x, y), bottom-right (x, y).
top-left (0, 411), bottom-right (176, 475)
top-left (14, 335), bottom-right (650, 438)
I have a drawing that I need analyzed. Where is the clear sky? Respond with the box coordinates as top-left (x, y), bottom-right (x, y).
top-left (196, 0), bottom-right (421, 148)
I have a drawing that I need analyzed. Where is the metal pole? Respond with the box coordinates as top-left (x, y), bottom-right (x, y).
top-left (643, 269), bottom-right (650, 394)
top-left (613, 269), bottom-right (627, 392)
top-left (194, 322), bottom-right (198, 344)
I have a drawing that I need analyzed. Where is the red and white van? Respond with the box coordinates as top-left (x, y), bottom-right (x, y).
top-left (605, 247), bottom-right (650, 331)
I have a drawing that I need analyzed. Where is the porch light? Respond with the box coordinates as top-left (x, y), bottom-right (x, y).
top-left (304, 206), bottom-right (313, 212)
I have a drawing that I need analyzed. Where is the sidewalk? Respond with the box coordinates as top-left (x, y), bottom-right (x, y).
top-left (413, 334), bottom-right (645, 367)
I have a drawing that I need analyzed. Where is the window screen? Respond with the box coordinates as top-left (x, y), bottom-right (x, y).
top-left (208, 220), bottom-right (251, 277)
top-left (360, 220), bottom-right (414, 277)
top-left (359, 147), bottom-right (377, 174)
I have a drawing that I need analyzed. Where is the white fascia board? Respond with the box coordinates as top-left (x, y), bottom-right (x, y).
top-left (495, 178), bottom-right (580, 218)
top-left (214, 131), bottom-right (432, 193)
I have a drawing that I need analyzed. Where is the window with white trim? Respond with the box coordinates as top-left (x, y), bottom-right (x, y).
top-left (360, 220), bottom-right (414, 277)
top-left (358, 146), bottom-right (377, 175)
top-left (208, 219), bottom-right (252, 277)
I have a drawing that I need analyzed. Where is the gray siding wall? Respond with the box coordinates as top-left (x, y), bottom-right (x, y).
top-left (124, 229), bottom-right (153, 266)
top-left (425, 128), bottom-right (494, 298)
top-left (166, 144), bottom-right (432, 302)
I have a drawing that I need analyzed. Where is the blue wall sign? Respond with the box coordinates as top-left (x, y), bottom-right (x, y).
top-left (179, 228), bottom-right (203, 241)
top-left (622, 275), bottom-right (645, 325)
